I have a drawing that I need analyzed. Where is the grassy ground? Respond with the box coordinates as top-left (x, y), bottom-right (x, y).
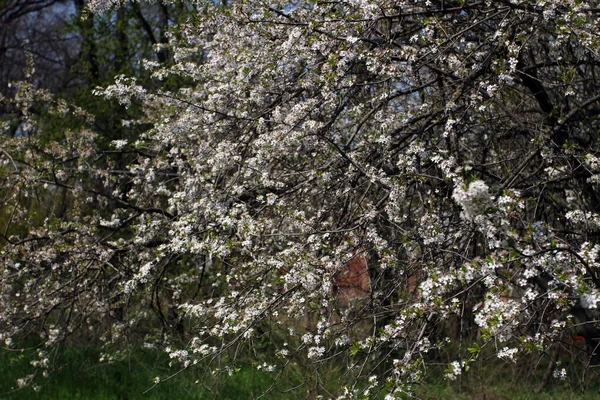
top-left (0, 343), bottom-right (348, 399)
top-left (416, 379), bottom-right (600, 400)
top-left (416, 376), bottom-right (600, 400)
top-left (415, 354), bottom-right (600, 400)
top-left (2, 344), bottom-right (600, 399)
top-left (0, 345), bottom-right (279, 400)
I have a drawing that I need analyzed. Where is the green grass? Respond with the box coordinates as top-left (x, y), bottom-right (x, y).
top-left (0, 345), bottom-right (283, 400)
top-left (0, 343), bottom-right (343, 399)
top-left (3, 343), bottom-right (600, 399)
top-left (417, 380), bottom-right (600, 400)
top-left (415, 354), bottom-right (600, 400)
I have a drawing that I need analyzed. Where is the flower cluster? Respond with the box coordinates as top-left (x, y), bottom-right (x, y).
top-left (452, 180), bottom-right (491, 221)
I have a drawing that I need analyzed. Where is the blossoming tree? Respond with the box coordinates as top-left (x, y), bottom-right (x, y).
top-left (3, 0), bottom-right (600, 396)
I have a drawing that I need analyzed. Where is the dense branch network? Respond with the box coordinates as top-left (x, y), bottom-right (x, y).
top-left (2, 0), bottom-right (600, 397)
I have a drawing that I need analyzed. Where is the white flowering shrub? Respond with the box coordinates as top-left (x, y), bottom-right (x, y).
top-left (3, 0), bottom-right (600, 396)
